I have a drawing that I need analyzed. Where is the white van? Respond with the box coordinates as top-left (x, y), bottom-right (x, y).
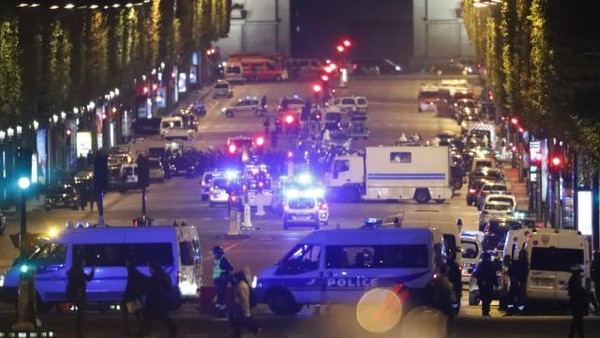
top-left (288, 58), bottom-right (324, 76)
top-left (224, 61), bottom-right (245, 83)
top-left (251, 228), bottom-right (443, 315)
top-left (502, 228), bottom-right (591, 303)
top-left (0, 225), bottom-right (202, 308)
top-left (160, 116), bottom-right (193, 141)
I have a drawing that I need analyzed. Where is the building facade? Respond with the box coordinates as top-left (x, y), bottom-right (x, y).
top-left (412, 0), bottom-right (475, 69)
top-left (215, 0), bottom-right (291, 58)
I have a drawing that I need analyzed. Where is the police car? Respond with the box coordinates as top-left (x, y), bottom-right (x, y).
top-left (208, 171), bottom-right (238, 207)
top-left (283, 188), bottom-right (328, 230)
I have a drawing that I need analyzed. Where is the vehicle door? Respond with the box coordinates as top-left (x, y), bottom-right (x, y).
top-left (331, 159), bottom-right (351, 185)
top-left (274, 244), bottom-right (324, 304)
top-left (235, 100), bottom-right (249, 114)
top-left (34, 243), bottom-right (68, 302)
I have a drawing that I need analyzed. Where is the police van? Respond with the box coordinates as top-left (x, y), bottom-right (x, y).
top-left (502, 228), bottom-right (591, 303)
top-left (0, 225), bottom-right (202, 310)
top-left (251, 228), bottom-right (444, 315)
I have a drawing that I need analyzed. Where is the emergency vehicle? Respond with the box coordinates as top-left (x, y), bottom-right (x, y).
top-left (460, 231), bottom-right (484, 283)
top-left (0, 225), bottom-right (202, 309)
top-left (242, 164), bottom-right (274, 208)
top-left (251, 228), bottom-right (444, 315)
top-left (418, 84), bottom-right (439, 112)
top-left (501, 228), bottom-right (591, 304)
top-left (326, 146), bottom-right (454, 203)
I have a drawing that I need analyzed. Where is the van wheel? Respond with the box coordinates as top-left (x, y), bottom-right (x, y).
top-left (267, 289), bottom-right (303, 315)
top-left (414, 189), bottom-right (431, 204)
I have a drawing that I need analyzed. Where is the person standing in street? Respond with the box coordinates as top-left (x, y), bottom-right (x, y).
top-left (230, 270), bottom-right (261, 338)
top-left (507, 250), bottom-right (529, 314)
top-left (121, 258), bottom-right (146, 336)
top-left (141, 261), bottom-right (177, 338)
top-left (67, 259), bottom-right (95, 338)
top-left (213, 246), bottom-right (234, 318)
top-left (263, 117), bottom-right (270, 136)
top-left (567, 265), bottom-right (594, 338)
top-left (473, 252), bottom-right (498, 316)
top-left (260, 95), bottom-right (267, 112)
top-left (446, 252), bottom-right (462, 316)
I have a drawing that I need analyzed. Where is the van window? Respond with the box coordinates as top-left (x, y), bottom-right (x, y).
top-left (215, 83), bottom-right (230, 89)
top-left (73, 243), bottom-right (174, 267)
top-left (333, 160), bottom-right (350, 178)
top-left (162, 120), bottom-right (182, 129)
top-left (461, 241), bottom-right (478, 259)
top-left (530, 247), bottom-right (583, 272)
top-left (179, 239), bottom-right (200, 265)
top-left (390, 152), bottom-right (412, 164)
top-left (443, 234), bottom-right (457, 258)
top-left (148, 159), bottom-right (161, 169)
top-left (226, 66), bottom-right (241, 74)
top-left (325, 245), bottom-right (429, 269)
top-left (277, 244), bottom-right (321, 275)
top-left (31, 243), bottom-right (67, 265)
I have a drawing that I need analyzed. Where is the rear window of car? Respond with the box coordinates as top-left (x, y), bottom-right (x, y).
top-left (489, 197), bottom-right (513, 205)
top-left (288, 197), bottom-right (315, 209)
top-left (213, 179), bottom-right (228, 190)
top-left (357, 98), bottom-right (367, 105)
top-left (484, 203), bottom-right (511, 211)
top-left (215, 83), bottom-right (229, 89)
top-left (530, 247), bottom-right (583, 272)
top-left (341, 98), bottom-right (355, 105)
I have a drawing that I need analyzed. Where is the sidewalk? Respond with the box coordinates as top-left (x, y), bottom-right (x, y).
top-left (500, 160), bottom-right (530, 212)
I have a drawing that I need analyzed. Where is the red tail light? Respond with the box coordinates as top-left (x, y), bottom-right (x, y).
top-left (469, 188), bottom-right (476, 194)
top-left (228, 143), bottom-right (237, 154)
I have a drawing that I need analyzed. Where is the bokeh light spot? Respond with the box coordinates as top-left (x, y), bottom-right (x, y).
top-left (356, 288), bottom-right (402, 333)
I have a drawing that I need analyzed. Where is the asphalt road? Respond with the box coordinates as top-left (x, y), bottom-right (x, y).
top-left (1, 74), bottom-right (571, 336)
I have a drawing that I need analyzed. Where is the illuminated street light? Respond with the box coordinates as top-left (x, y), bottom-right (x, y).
top-left (7, 127), bottom-right (14, 138)
top-left (52, 114), bottom-right (59, 124)
top-left (16, 125), bottom-right (22, 137)
top-left (32, 120), bottom-right (39, 130)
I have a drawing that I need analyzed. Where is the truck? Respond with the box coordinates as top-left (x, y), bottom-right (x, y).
top-left (325, 146), bottom-right (454, 203)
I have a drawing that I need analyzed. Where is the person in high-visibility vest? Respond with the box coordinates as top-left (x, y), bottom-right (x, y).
top-left (213, 246), bottom-right (234, 317)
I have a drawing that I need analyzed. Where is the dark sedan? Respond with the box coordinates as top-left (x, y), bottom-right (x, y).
top-left (44, 184), bottom-right (80, 211)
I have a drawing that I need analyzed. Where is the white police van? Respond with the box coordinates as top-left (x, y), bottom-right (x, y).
top-left (251, 228), bottom-right (444, 315)
top-left (501, 228), bottom-right (591, 303)
top-left (0, 225), bottom-right (202, 310)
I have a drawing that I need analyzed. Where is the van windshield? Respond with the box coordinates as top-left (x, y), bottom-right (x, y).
top-left (277, 244), bottom-right (321, 275)
top-left (162, 120), bottom-right (182, 129)
top-left (29, 243), bottom-right (67, 265)
top-left (530, 247), bottom-right (583, 272)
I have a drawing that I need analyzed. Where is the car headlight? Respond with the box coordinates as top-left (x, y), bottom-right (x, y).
top-left (251, 276), bottom-right (258, 288)
top-left (0, 273), bottom-right (5, 287)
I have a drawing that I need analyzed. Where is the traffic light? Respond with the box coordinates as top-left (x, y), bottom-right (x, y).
top-left (336, 45), bottom-right (345, 53)
top-left (93, 153), bottom-right (109, 194)
top-left (321, 74), bottom-right (330, 82)
top-left (65, 128), bottom-right (72, 147)
top-left (15, 146), bottom-right (32, 181)
top-left (137, 155), bottom-right (150, 188)
top-left (312, 84), bottom-right (322, 93)
top-left (549, 154), bottom-right (563, 173)
top-left (342, 39), bottom-right (352, 47)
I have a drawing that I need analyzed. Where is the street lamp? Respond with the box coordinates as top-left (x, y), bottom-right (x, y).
top-left (7, 127), bottom-right (14, 139)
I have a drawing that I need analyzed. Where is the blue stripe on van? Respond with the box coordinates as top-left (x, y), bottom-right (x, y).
top-left (367, 173), bottom-right (446, 180)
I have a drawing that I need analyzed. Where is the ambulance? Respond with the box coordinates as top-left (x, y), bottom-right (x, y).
top-left (502, 228), bottom-right (591, 303)
top-left (251, 228), bottom-right (444, 315)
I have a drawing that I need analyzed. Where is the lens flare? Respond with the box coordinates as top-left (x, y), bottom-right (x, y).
top-left (355, 288), bottom-right (402, 333)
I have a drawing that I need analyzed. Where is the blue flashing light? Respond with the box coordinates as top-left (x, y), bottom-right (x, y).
top-left (20, 264), bottom-right (28, 273)
top-left (225, 170), bottom-right (239, 180)
top-left (297, 173), bottom-right (312, 185)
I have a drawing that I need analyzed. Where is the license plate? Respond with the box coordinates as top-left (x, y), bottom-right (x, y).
top-left (293, 216), bottom-right (310, 221)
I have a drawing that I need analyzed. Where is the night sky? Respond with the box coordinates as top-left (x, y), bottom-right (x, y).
top-left (290, 0), bottom-right (413, 66)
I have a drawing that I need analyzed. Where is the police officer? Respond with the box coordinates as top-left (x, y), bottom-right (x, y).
top-left (507, 250), bottom-right (529, 314)
top-left (567, 265), bottom-right (595, 338)
top-left (473, 252), bottom-right (498, 316)
top-left (213, 246), bottom-right (234, 318)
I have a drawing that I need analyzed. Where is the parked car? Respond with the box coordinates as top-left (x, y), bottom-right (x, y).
top-left (351, 58), bottom-right (403, 75)
top-left (212, 80), bottom-right (233, 99)
top-left (221, 97), bottom-right (263, 117)
top-left (148, 157), bottom-right (165, 183)
top-left (44, 184), bottom-right (80, 211)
